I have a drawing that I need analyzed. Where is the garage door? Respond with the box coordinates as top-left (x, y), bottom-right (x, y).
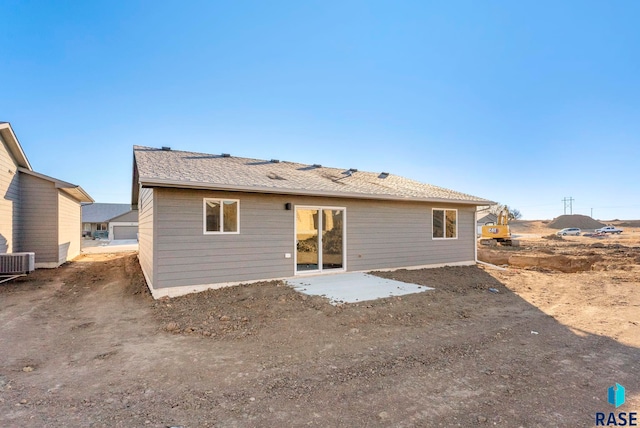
top-left (113, 226), bottom-right (138, 240)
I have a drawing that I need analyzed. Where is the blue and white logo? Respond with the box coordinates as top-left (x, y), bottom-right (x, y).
top-left (609, 383), bottom-right (626, 408)
top-left (596, 383), bottom-right (637, 426)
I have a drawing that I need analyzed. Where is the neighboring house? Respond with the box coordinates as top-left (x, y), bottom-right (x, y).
top-left (0, 122), bottom-right (93, 268)
top-left (132, 145), bottom-right (493, 299)
top-left (81, 203), bottom-right (138, 239)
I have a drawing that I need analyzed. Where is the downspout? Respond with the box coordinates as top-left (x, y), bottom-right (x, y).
top-left (474, 207), bottom-right (478, 264)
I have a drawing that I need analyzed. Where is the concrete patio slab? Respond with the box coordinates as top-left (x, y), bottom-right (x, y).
top-left (286, 272), bottom-right (434, 305)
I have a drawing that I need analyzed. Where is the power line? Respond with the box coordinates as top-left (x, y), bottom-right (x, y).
top-left (562, 197), bottom-right (574, 215)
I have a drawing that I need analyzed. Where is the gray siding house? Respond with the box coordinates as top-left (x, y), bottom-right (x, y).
top-left (107, 209), bottom-right (138, 240)
top-left (81, 203), bottom-right (138, 240)
top-left (132, 146), bottom-right (492, 299)
top-left (0, 122), bottom-right (93, 267)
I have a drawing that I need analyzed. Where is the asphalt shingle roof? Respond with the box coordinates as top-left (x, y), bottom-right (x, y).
top-left (133, 146), bottom-right (492, 205)
top-left (82, 203), bottom-right (132, 223)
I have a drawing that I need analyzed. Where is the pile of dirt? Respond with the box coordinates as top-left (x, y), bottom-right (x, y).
top-left (617, 220), bottom-right (640, 227)
top-left (542, 234), bottom-right (564, 241)
top-left (477, 248), bottom-right (602, 273)
top-left (547, 214), bottom-right (604, 230)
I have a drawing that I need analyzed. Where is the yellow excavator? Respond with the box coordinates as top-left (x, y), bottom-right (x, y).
top-left (479, 207), bottom-right (515, 246)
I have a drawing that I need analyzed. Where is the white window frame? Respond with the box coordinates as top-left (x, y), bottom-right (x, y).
top-left (432, 208), bottom-right (458, 240)
top-left (203, 198), bottom-right (240, 235)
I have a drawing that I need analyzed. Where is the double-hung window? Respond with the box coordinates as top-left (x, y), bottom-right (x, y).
top-left (204, 199), bottom-right (239, 234)
top-left (432, 209), bottom-right (457, 239)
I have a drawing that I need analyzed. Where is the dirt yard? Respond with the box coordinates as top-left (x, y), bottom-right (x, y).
top-left (1, 222), bottom-right (639, 427)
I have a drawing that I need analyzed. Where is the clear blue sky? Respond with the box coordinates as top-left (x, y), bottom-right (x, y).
top-left (2, 1), bottom-right (639, 220)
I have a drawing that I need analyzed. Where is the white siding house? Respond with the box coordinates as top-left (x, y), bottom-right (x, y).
top-left (0, 122), bottom-right (93, 268)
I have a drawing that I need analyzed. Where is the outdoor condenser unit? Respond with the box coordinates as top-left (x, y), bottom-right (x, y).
top-left (0, 252), bottom-right (35, 275)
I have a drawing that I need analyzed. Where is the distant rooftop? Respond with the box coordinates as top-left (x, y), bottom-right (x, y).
top-left (82, 203), bottom-right (132, 223)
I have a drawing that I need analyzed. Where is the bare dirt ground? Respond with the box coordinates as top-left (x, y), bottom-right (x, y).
top-left (1, 223), bottom-right (639, 427)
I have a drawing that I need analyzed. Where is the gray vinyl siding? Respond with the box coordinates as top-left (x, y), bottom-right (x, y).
top-left (137, 187), bottom-right (155, 286)
top-left (0, 134), bottom-right (20, 253)
top-left (154, 189), bottom-right (292, 288)
top-left (58, 191), bottom-right (81, 264)
top-left (152, 188), bottom-right (476, 290)
top-left (18, 173), bottom-right (58, 264)
top-left (347, 204), bottom-right (475, 271)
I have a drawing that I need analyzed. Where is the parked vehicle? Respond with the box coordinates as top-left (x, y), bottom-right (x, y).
top-left (557, 227), bottom-right (581, 236)
top-left (595, 226), bottom-right (623, 234)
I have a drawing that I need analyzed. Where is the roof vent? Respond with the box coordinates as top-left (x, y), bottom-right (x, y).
top-left (270, 159), bottom-right (280, 163)
top-left (267, 172), bottom-right (286, 180)
top-left (379, 172), bottom-right (389, 178)
top-left (221, 153), bottom-right (231, 158)
top-left (312, 164), bottom-right (322, 168)
top-left (161, 146), bottom-right (171, 151)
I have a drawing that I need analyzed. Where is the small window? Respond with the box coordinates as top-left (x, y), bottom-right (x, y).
top-left (204, 199), bottom-right (239, 234)
top-left (97, 223), bottom-right (108, 231)
top-left (432, 209), bottom-right (457, 239)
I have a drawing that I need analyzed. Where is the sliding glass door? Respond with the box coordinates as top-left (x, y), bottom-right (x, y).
top-left (295, 207), bottom-right (345, 273)
top-left (296, 208), bottom-right (319, 271)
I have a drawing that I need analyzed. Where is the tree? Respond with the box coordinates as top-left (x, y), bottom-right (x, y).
top-left (489, 204), bottom-right (522, 220)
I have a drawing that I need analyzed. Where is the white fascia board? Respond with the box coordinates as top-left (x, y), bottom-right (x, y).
top-left (0, 123), bottom-right (32, 170)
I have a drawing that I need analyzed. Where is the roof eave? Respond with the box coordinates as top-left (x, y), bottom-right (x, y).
top-left (0, 122), bottom-right (33, 170)
top-left (18, 167), bottom-right (94, 203)
top-left (60, 187), bottom-right (94, 203)
top-left (139, 177), bottom-right (493, 206)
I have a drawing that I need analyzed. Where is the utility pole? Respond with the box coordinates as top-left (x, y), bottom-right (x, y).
top-left (591, 208), bottom-right (593, 218)
top-left (562, 197), bottom-right (574, 215)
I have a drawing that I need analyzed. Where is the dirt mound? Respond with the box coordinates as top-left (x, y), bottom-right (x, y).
top-left (477, 249), bottom-right (603, 273)
top-left (542, 234), bottom-right (564, 241)
top-left (617, 220), bottom-right (640, 227)
top-left (547, 214), bottom-right (604, 230)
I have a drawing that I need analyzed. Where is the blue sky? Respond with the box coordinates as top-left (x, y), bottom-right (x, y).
top-left (2, 1), bottom-right (639, 220)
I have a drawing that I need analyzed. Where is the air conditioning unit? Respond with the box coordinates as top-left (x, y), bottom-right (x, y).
top-left (0, 252), bottom-right (35, 275)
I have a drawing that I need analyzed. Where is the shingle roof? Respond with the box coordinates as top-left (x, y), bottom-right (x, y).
top-left (133, 146), bottom-right (492, 205)
top-left (82, 203), bottom-right (132, 223)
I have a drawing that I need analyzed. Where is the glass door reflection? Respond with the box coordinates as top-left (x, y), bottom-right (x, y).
top-left (296, 207), bottom-right (344, 273)
top-left (296, 209), bottom-right (319, 271)
top-left (321, 209), bottom-right (343, 270)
